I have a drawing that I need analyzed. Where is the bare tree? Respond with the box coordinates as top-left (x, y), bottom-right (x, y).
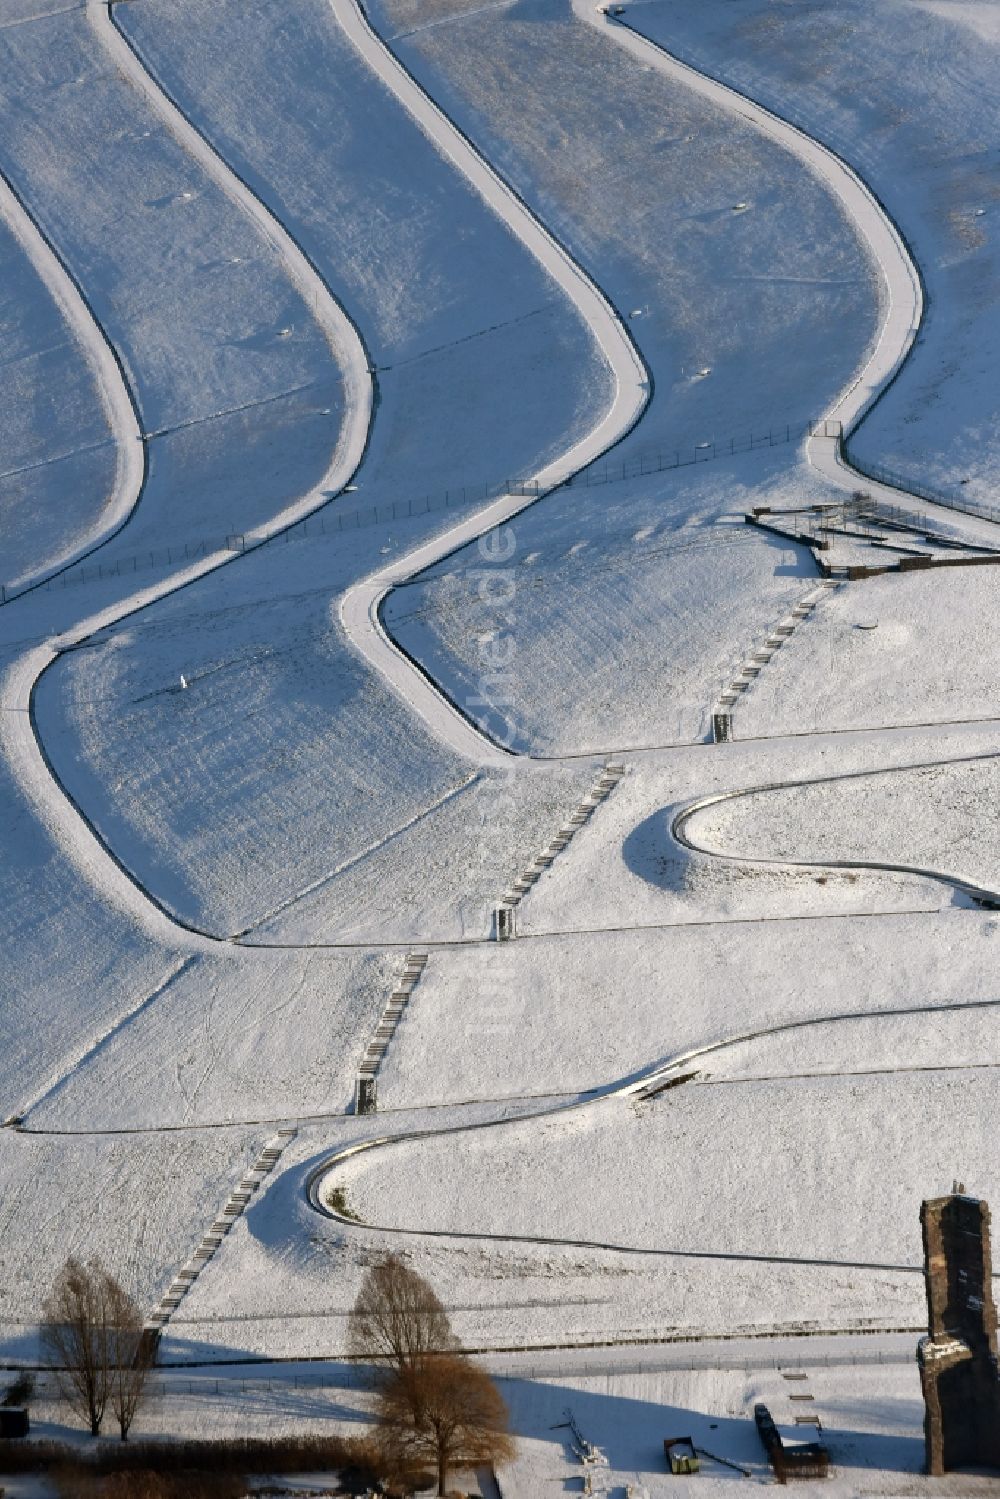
top-left (41, 1257), bottom-right (113, 1435)
top-left (347, 1254), bottom-right (457, 1378)
top-left (377, 1353), bottom-right (514, 1497)
top-left (107, 1278), bottom-right (154, 1440)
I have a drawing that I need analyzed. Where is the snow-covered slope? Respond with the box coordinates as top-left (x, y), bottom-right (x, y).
top-left (0, 6), bottom-right (349, 554)
top-left (631, 0), bottom-right (1000, 512)
top-left (360, 0), bottom-right (886, 748)
top-left (27, 0), bottom-right (621, 931)
top-left (0, 199), bottom-right (119, 593)
top-left (118, 0), bottom-right (612, 514)
top-left (683, 753), bottom-right (1000, 895)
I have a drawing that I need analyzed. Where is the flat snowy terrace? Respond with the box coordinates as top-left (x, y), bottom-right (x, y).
top-left (331, 1070), bottom-right (1000, 1282)
top-left (23, 947), bottom-right (400, 1132)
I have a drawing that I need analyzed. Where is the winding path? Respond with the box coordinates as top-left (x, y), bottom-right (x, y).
top-left (672, 750), bottom-right (1000, 912)
top-left (2, 0), bottom-right (962, 947)
top-left (3, 0), bottom-right (993, 1350)
top-left (292, 0), bottom-right (1000, 1320)
top-left (331, 0), bottom-right (929, 767)
top-left (330, 0), bottom-right (649, 762)
top-left (0, 167), bottom-right (144, 596)
top-left (1, 2), bottom-right (376, 947)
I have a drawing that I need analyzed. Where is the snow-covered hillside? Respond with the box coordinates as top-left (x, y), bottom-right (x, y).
top-left (0, 2), bottom-right (998, 1489)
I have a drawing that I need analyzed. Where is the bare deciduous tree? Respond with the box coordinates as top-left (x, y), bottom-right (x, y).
top-left (347, 1254), bottom-right (457, 1378)
top-left (107, 1278), bottom-right (154, 1440)
top-left (377, 1353), bottom-right (515, 1497)
top-left (41, 1258), bottom-right (153, 1440)
top-left (41, 1257), bottom-right (113, 1436)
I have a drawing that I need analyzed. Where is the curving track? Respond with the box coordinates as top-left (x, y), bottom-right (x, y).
top-left (0, 166), bottom-right (144, 596)
top-left (5, 0), bottom-right (972, 942)
top-left (329, 0), bottom-right (928, 767)
top-left (672, 750), bottom-right (1000, 911)
top-left (290, 0), bottom-right (1000, 1326)
top-left (1, 1), bottom-right (376, 949)
top-left (328, 0), bottom-right (649, 762)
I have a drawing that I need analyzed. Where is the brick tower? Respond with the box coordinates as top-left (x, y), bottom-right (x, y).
top-left (917, 1192), bottom-right (1000, 1475)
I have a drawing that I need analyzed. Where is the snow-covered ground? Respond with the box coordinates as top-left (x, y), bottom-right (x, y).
top-left (375, 908), bottom-right (1000, 1107)
top-left (363, 0), bottom-right (887, 747)
top-left (0, 5), bottom-right (347, 554)
top-left (25, 0), bottom-right (618, 932)
top-left (32, 534), bottom-right (473, 935)
top-left (631, 0), bottom-right (1000, 514)
top-left (118, 0), bottom-right (611, 515)
top-left (332, 1069), bottom-right (1000, 1273)
top-left (1, 0), bottom-right (1000, 1485)
top-left (0, 1126), bottom-right (263, 1364)
top-left (684, 753), bottom-right (1000, 894)
top-left (24, 947), bottom-right (399, 1132)
top-left (0, 208), bottom-right (117, 593)
top-left (734, 564), bottom-right (1000, 737)
top-left (9, 1347), bottom-right (986, 1498)
top-left (367, 0), bottom-right (879, 455)
top-left (385, 452), bottom-right (830, 754)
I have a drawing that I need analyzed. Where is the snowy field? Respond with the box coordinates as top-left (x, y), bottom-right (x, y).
top-left (632, 0), bottom-right (1000, 514)
top-left (684, 754), bottom-right (1000, 894)
top-left (8, 1348), bottom-right (990, 1498)
top-left (24, 947), bottom-right (401, 1132)
top-left (0, 211), bottom-right (117, 593)
top-left (734, 564), bottom-right (1000, 737)
top-left (1, 0), bottom-right (1000, 1486)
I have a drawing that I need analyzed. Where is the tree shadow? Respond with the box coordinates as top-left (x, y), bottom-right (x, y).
top-left (497, 1374), bottom-right (930, 1485)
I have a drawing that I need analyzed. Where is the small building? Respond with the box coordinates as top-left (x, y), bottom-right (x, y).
top-left (754, 1403), bottom-right (829, 1482)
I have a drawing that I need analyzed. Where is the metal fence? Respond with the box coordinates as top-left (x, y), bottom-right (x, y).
top-left (848, 451), bottom-right (1000, 528)
top-left (0, 415), bottom-right (834, 606)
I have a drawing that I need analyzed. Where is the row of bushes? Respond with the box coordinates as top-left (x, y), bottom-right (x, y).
top-left (0, 1433), bottom-right (383, 1493)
